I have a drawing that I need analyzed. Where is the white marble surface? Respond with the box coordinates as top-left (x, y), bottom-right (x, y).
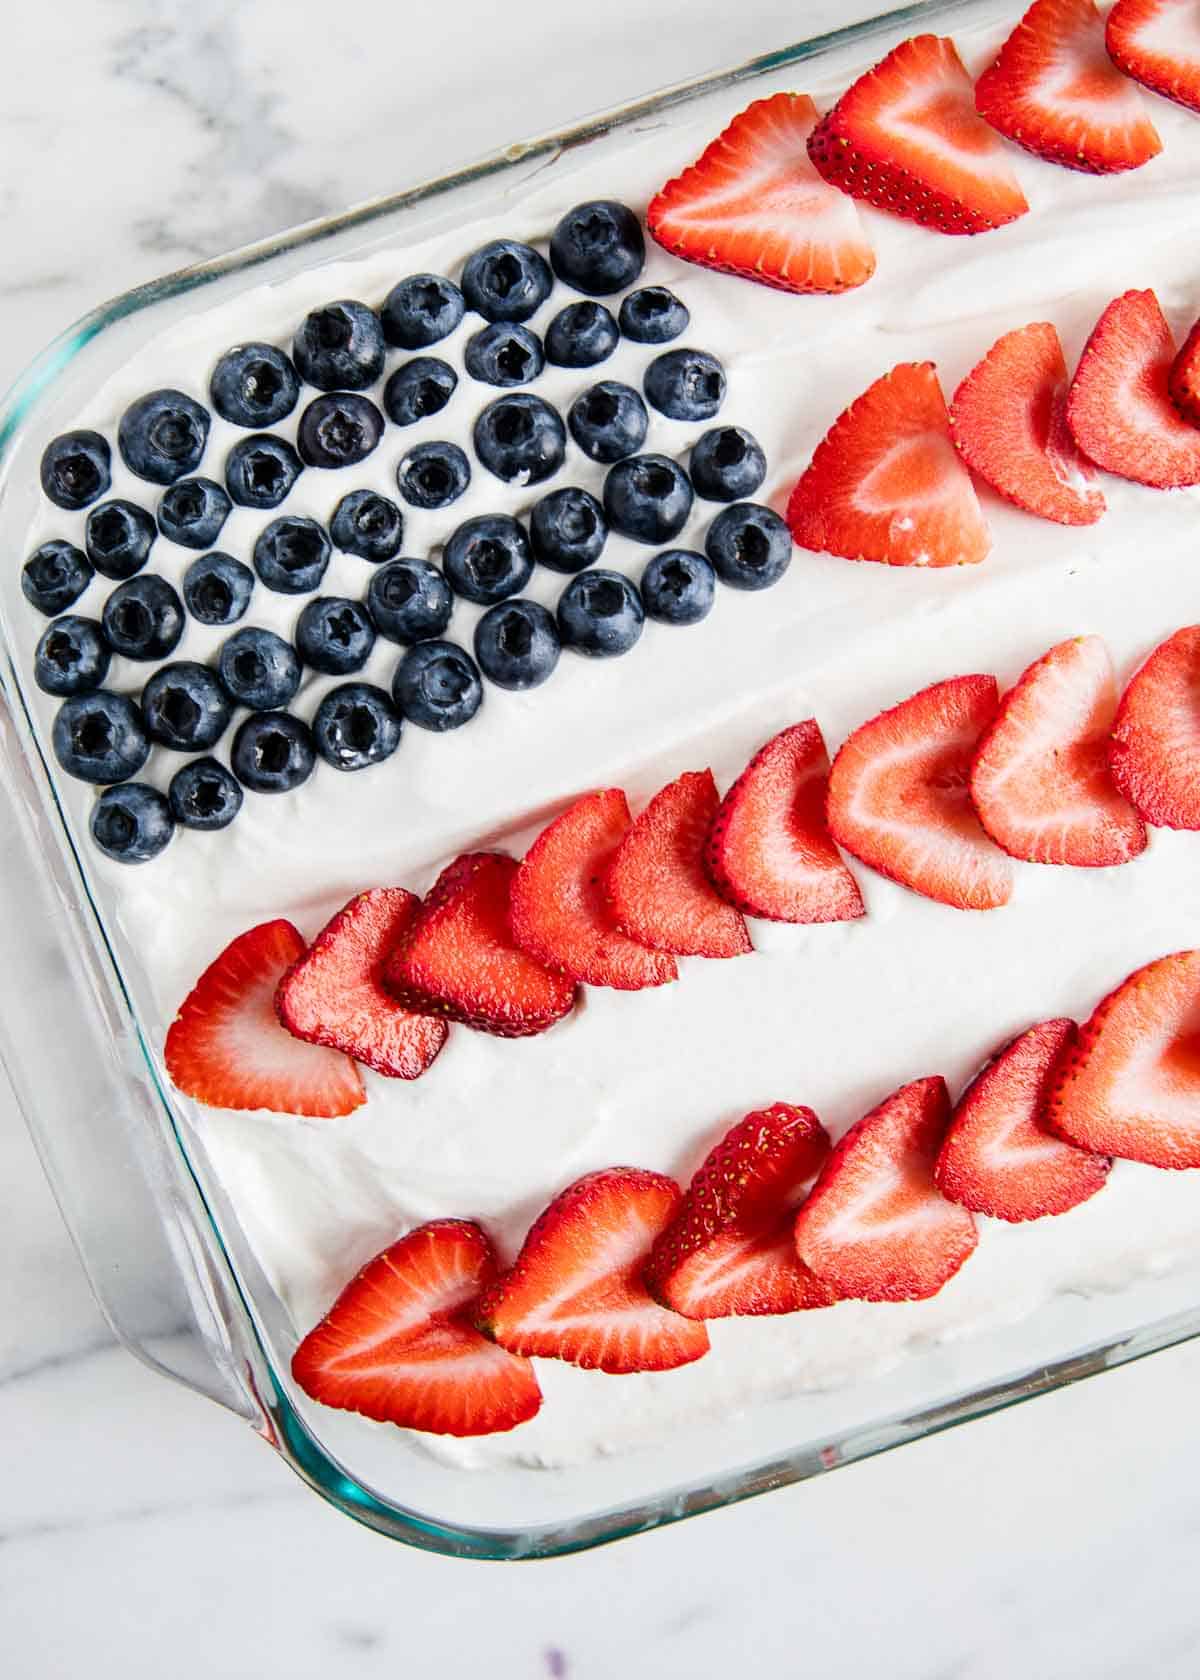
top-left (4, 1), bottom-right (1200, 1673)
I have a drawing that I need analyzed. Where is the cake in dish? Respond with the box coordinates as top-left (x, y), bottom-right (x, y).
top-left (16, 0), bottom-right (1200, 1469)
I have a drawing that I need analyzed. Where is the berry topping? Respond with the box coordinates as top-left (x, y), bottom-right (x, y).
top-left (472, 393), bottom-right (566, 485)
top-left (474, 598), bottom-right (561, 691)
top-left (392, 640), bottom-right (483, 732)
top-left (544, 301), bottom-right (619, 368)
top-left (295, 596), bottom-right (377, 675)
top-left (1169, 317), bottom-right (1200, 427)
top-left (1107, 0), bottom-right (1200, 114)
top-left (689, 426), bottom-right (766, 503)
top-left (224, 433), bottom-right (303, 509)
top-left (607, 769), bottom-right (752, 958)
top-left (556, 569), bottom-right (645, 658)
top-left (52, 690), bottom-right (150, 785)
top-left (550, 200), bottom-right (645, 295)
top-left (34, 616), bottom-right (109, 697)
top-left (396, 440), bottom-right (471, 510)
top-left (22, 540), bottom-right (93, 617)
top-left (648, 93), bottom-right (876, 294)
top-left (827, 675), bottom-right (1013, 911)
top-left (640, 548), bottom-right (715, 626)
top-left (706, 721), bottom-right (866, 924)
top-left (91, 783), bottom-right (174, 865)
top-left (381, 273), bottom-right (466, 349)
top-left (157, 476), bottom-right (232, 549)
top-left (293, 1220), bottom-right (540, 1437)
top-left (296, 392), bottom-right (384, 468)
top-left (705, 502), bottom-right (791, 590)
top-left (567, 380), bottom-right (648, 463)
top-left (464, 322), bottom-right (545, 387)
top-left (643, 348), bottom-right (726, 421)
top-left (366, 558), bottom-right (453, 644)
top-left (530, 486), bottom-right (608, 573)
top-left (277, 888), bottom-right (448, 1079)
top-left (253, 515), bottom-right (331, 594)
top-left (169, 757), bottom-right (243, 831)
top-left (85, 499), bottom-right (157, 580)
top-left (292, 300), bottom-right (385, 392)
top-left (619, 287), bottom-right (689, 344)
top-left (461, 239), bottom-right (553, 324)
top-left (218, 626), bottom-right (301, 711)
top-left (165, 919), bottom-right (365, 1116)
top-left (312, 682), bottom-right (402, 772)
top-left (510, 789), bottom-right (678, 990)
top-left (382, 356), bottom-right (458, 427)
top-left (949, 322), bottom-right (1105, 526)
top-left (1109, 625), bottom-right (1200, 829)
top-left (442, 514), bottom-right (533, 605)
top-left (101, 574), bottom-right (185, 661)
top-left (646, 1104), bottom-right (835, 1318)
top-left (231, 712), bottom-right (316, 794)
top-left (787, 362), bottom-right (991, 567)
top-left (40, 430), bottom-right (111, 510)
top-left (118, 389), bottom-right (211, 485)
top-left (182, 553), bottom-right (254, 627)
top-left (330, 489), bottom-right (405, 562)
top-left (209, 343), bottom-right (300, 429)
top-left (603, 453), bottom-right (693, 544)
top-left (141, 661), bottom-right (232, 751)
top-left (477, 1167), bottom-right (710, 1372)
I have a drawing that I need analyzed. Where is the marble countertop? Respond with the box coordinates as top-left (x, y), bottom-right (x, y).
top-left (4, 2), bottom-right (1199, 1673)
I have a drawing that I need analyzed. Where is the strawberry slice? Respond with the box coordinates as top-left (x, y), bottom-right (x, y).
top-left (477, 1167), bottom-right (711, 1373)
top-left (276, 889), bottom-right (448, 1079)
top-left (704, 721), bottom-right (865, 924)
top-left (510, 791), bottom-right (678, 991)
top-left (1066, 289), bottom-right (1200, 488)
top-left (646, 92), bottom-right (876, 295)
top-left (645, 1104), bottom-right (837, 1318)
top-left (292, 1220), bottom-right (542, 1437)
top-left (1109, 626), bottom-right (1200, 829)
top-left (1107, 0), bottom-right (1200, 117)
top-left (807, 34), bottom-right (1029, 235)
top-left (827, 675), bottom-right (1014, 911)
top-left (605, 770), bottom-right (752, 959)
top-left (935, 1019), bottom-right (1111, 1221)
top-left (975, 0), bottom-right (1162, 174)
top-left (384, 852), bottom-right (577, 1038)
top-left (794, 1077), bottom-right (977, 1301)
top-left (949, 322), bottom-right (1105, 526)
top-left (164, 920), bottom-right (365, 1117)
top-left (969, 636), bottom-right (1147, 867)
top-left (1046, 949), bottom-right (1200, 1168)
top-left (787, 362), bottom-right (991, 568)
top-left (1168, 318), bottom-right (1200, 427)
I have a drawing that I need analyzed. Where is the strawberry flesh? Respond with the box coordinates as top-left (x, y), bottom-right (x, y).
top-left (1168, 318), bottom-right (1200, 427)
top-left (1109, 625), bottom-right (1200, 830)
top-left (1107, 0), bottom-right (1200, 117)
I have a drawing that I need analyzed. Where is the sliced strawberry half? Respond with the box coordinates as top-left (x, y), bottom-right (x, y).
top-left (787, 362), bottom-right (991, 568)
top-left (969, 636), bottom-right (1147, 867)
top-left (1046, 949), bottom-right (1200, 1168)
top-left (935, 1019), bottom-right (1111, 1221)
top-left (827, 675), bottom-right (1014, 911)
top-left (1107, 0), bottom-right (1200, 117)
top-left (605, 770), bottom-right (752, 959)
top-left (807, 33), bottom-right (1029, 235)
top-left (646, 1104), bottom-right (837, 1318)
top-left (704, 721), bottom-right (865, 924)
top-left (794, 1077), bottom-right (977, 1301)
top-left (949, 322), bottom-right (1105, 526)
top-left (383, 852), bottom-right (577, 1038)
top-left (1066, 288), bottom-right (1200, 488)
top-left (292, 1220), bottom-right (542, 1437)
top-left (477, 1167), bottom-right (711, 1373)
top-left (646, 92), bottom-right (876, 295)
top-left (164, 920), bottom-right (365, 1117)
top-left (1109, 626), bottom-right (1200, 829)
top-left (976, 0), bottom-right (1162, 174)
top-left (1168, 318), bottom-right (1200, 427)
top-left (510, 791), bottom-right (678, 991)
top-left (276, 889), bottom-right (448, 1079)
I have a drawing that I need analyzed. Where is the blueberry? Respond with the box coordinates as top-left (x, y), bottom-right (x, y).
top-left (529, 487), bottom-right (607, 574)
top-left (644, 349), bottom-right (726, 421)
top-left (366, 558), bottom-right (453, 644)
top-left (382, 357), bottom-right (457, 427)
top-left (396, 441), bottom-right (471, 510)
top-left (218, 627), bottom-right (302, 711)
top-left (141, 661), bottom-right (231, 751)
top-left (182, 552), bottom-right (255, 626)
top-left (85, 499), bottom-right (156, 580)
top-left (392, 640), bottom-right (482, 732)
top-left (253, 516), bottom-right (331, 594)
top-left (568, 381), bottom-right (648, 464)
top-left (296, 392), bottom-right (384, 468)
top-left (381, 273), bottom-right (466, 349)
top-left (641, 549), bottom-right (716, 626)
top-left (231, 711), bottom-right (316, 793)
top-left (706, 502), bottom-right (792, 590)
top-left (52, 690), bottom-right (149, 785)
top-left (550, 201), bottom-right (644, 295)
top-left (545, 301), bottom-right (619, 369)
top-left (169, 757), bottom-right (243, 830)
top-left (210, 343), bottom-right (300, 428)
top-left (91, 783), bottom-right (174, 863)
top-left (461, 239), bottom-right (553, 324)
top-left (102, 574), bottom-right (185, 661)
top-left (473, 394), bottom-right (566, 485)
top-left (690, 426), bottom-right (767, 502)
top-left (464, 323), bottom-right (544, 387)
top-left (442, 515), bottom-right (532, 605)
top-left (292, 301), bottom-right (385, 392)
top-left (619, 287), bottom-right (689, 345)
top-left (557, 569), bottom-right (644, 658)
top-left (474, 599), bottom-right (560, 690)
top-left (34, 616), bottom-right (110, 696)
top-left (40, 430), bottom-right (111, 510)
top-left (312, 683), bottom-right (402, 771)
top-left (118, 389), bottom-right (210, 485)
top-left (330, 490), bottom-right (405, 561)
top-left (224, 433), bottom-right (303, 509)
top-left (22, 541), bottom-right (93, 616)
top-left (295, 596), bottom-right (377, 675)
top-left (603, 453), bottom-right (694, 544)
top-left (157, 476), bottom-right (232, 548)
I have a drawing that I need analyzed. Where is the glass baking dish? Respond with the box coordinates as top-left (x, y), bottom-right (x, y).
top-left (4, 0), bottom-right (1200, 1559)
